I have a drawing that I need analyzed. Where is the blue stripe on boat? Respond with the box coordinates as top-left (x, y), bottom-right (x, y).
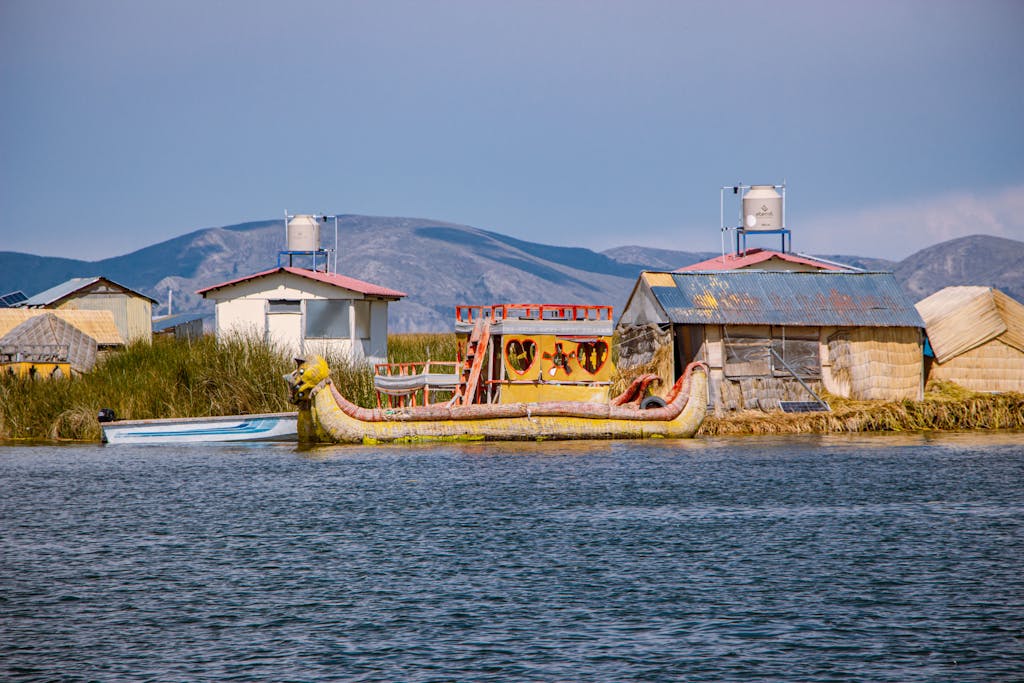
top-left (116, 418), bottom-right (281, 439)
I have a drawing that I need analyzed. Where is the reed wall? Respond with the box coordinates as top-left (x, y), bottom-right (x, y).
top-left (927, 339), bottom-right (1024, 393)
top-left (827, 327), bottom-right (922, 401)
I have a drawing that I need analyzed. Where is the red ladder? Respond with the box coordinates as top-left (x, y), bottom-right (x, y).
top-left (454, 318), bottom-right (491, 406)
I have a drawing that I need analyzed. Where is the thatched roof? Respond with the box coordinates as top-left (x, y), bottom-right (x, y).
top-left (0, 313), bottom-right (98, 373)
top-left (0, 309), bottom-right (124, 346)
top-left (915, 286), bottom-right (1024, 363)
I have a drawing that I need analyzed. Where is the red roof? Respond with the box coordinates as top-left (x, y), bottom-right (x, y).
top-left (676, 248), bottom-right (844, 272)
top-left (197, 267), bottom-right (406, 299)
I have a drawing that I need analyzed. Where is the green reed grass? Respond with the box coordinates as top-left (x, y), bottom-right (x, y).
top-left (387, 333), bottom-right (458, 364)
top-left (7, 331), bottom-right (1016, 441)
top-left (0, 333), bottom-right (459, 441)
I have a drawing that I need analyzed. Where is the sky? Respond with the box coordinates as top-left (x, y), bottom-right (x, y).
top-left (1, 0), bottom-right (1023, 261)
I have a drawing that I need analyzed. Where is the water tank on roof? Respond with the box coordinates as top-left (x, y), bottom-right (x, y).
top-left (742, 185), bottom-right (783, 231)
top-left (287, 214), bottom-right (320, 251)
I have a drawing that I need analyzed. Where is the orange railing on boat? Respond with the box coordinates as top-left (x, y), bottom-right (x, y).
top-left (455, 303), bottom-right (613, 323)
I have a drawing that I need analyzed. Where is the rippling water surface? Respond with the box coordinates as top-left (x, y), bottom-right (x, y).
top-left (2, 432), bottom-right (1022, 681)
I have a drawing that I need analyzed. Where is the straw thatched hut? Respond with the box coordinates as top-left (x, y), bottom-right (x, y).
top-left (916, 286), bottom-right (1024, 393)
top-left (617, 271), bottom-right (925, 413)
top-left (0, 309), bottom-right (124, 349)
top-left (0, 312), bottom-right (98, 378)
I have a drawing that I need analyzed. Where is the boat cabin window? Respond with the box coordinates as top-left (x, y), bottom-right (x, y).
top-left (505, 338), bottom-right (537, 374)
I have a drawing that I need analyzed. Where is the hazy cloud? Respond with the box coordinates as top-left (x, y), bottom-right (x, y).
top-left (796, 185), bottom-right (1024, 258)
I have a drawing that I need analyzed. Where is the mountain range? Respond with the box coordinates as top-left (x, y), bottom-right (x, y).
top-left (1, 217), bottom-right (1021, 332)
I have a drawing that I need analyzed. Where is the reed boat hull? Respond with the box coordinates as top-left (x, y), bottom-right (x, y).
top-left (301, 365), bottom-right (708, 444)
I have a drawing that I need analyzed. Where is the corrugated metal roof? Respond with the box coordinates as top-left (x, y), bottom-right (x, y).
top-left (646, 271), bottom-right (924, 327)
top-left (22, 277), bottom-right (158, 306)
top-left (677, 249), bottom-right (846, 272)
top-left (23, 277), bottom-right (102, 306)
top-left (197, 267), bottom-right (406, 299)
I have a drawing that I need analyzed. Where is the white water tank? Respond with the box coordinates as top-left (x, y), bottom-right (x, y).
top-left (742, 185), bottom-right (783, 231)
top-left (287, 214), bottom-right (320, 251)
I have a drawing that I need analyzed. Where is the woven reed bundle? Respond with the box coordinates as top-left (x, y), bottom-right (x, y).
top-left (612, 324), bottom-right (674, 397)
top-left (700, 389), bottom-right (1024, 435)
top-left (929, 338), bottom-right (1024, 392)
top-left (828, 327), bottom-right (921, 400)
top-left (916, 286), bottom-right (1024, 362)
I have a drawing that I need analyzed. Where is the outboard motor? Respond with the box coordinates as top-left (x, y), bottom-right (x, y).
top-left (97, 408), bottom-right (116, 423)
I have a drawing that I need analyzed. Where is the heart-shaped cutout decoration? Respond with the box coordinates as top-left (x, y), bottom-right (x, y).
top-left (575, 340), bottom-right (609, 374)
top-left (505, 338), bottom-right (537, 375)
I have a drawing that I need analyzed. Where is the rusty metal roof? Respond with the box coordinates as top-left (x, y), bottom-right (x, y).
top-left (197, 267), bottom-right (406, 299)
top-left (645, 271), bottom-right (924, 327)
top-left (676, 248), bottom-right (848, 272)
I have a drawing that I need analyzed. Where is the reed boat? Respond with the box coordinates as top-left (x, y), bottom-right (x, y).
top-left (285, 303), bottom-right (708, 444)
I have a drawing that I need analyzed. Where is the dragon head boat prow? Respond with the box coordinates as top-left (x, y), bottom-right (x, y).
top-left (284, 355), bottom-right (330, 404)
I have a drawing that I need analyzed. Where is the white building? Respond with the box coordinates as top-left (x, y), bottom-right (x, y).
top-left (197, 267), bottom-right (405, 363)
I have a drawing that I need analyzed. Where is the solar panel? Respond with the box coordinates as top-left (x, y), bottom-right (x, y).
top-left (0, 290), bottom-right (28, 307)
top-left (779, 401), bottom-right (831, 413)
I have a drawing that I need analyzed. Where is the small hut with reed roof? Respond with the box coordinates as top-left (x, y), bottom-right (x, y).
top-left (0, 312), bottom-right (99, 378)
top-left (616, 270), bottom-right (926, 414)
top-left (915, 286), bottom-right (1024, 393)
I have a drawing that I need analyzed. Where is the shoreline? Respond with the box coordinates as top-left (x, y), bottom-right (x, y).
top-left (3, 393), bottom-right (1021, 445)
top-left (700, 392), bottom-right (1024, 436)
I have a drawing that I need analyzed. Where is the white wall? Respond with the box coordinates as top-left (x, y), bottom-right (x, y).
top-left (204, 271), bottom-right (393, 363)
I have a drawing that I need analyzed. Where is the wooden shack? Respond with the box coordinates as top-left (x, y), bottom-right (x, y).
top-left (21, 277), bottom-right (156, 344)
top-left (616, 271), bottom-right (926, 413)
top-left (915, 286), bottom-right (1024, 393)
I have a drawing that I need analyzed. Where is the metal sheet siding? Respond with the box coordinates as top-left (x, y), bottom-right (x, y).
top-left (22, 278), bottom-right (101, 307)
top-left (652, 271), bottom-right (925, 327)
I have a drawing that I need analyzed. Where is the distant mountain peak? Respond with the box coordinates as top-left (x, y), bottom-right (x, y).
top-left (2, 219), bottom-right (1020, 331)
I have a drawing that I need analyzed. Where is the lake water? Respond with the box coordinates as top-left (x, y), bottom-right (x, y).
top-left (1, 432), bottom-right (1022, 682)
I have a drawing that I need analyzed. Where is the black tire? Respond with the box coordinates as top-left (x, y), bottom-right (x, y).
top-left (640, 396), bottom-right (666, 410)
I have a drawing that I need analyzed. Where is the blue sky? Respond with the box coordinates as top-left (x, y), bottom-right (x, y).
top-left (2, 0), bottom-right (1022, 261)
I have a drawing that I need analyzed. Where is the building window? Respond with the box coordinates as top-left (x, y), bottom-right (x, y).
top-left (724, 337), bottom-right (771, 377)
top-left (268, 299), bottom-right (301, 314)
top-left (306, 300), bottom-right (349, 339)
top-left (771, 338), bottom-right (820, 378)
top-left (724, 326), bottom-right (820, 379)
top-left (353, 301), bottom-right (371, 341)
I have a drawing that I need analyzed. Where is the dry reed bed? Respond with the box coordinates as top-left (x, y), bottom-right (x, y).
top-left (700, 382), bottom-right (1024, 436)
